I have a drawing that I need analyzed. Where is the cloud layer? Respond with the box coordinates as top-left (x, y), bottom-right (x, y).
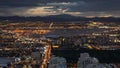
top-left (0, 0), bottom-right (120, 17)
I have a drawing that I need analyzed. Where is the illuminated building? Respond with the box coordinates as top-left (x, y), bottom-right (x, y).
top-left (48, 55), bottom-right (67, 68)
top-left (77, 53), bottom-right (99, 68)
top-left (77, 53), bottom-right (117, 68)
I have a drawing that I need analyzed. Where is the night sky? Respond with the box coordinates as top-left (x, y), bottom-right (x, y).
top-left (0, 0), bottom-right (120, 17)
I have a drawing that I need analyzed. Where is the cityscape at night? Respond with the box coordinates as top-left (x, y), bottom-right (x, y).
top-left (0, 0), bottom-right (120, 68)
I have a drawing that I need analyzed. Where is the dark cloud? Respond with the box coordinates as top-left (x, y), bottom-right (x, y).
top-left (0, 0), bottom-right (79, 7)
top-left (0, 0), bottom-right (119, 8)
top-left (0, 0), bottom-right (120, 17)
top-left (67, 0), bottom-right (120, 12)
top-left (0, 7), bottom-right (30, 16)
top-left (0, 0), bottom-right (40, 7)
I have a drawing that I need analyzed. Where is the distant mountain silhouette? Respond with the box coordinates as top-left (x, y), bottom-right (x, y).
top-left (46, 14), bottom-right (77, 18)
top-left (0, 14), bottom-right (120, 22)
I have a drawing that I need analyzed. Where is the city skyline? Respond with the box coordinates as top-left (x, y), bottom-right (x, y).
top-left (0, 0), bottom-right (120, 17)
top-left (0, 0), bottom-right (120, 68)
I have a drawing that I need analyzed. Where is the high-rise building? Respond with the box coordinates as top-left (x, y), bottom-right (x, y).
top-left (77, 53), bottom-right (99, 68)
top-left (86, 63), bottom-right (117, 68)
top-left (48, 55), bottom-right (67, 68)
top-left (77, 53), bottom-right (117, 68)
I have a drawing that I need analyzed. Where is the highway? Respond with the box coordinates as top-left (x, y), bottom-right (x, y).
top-left (40, 44), bottom-right (51, 68)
